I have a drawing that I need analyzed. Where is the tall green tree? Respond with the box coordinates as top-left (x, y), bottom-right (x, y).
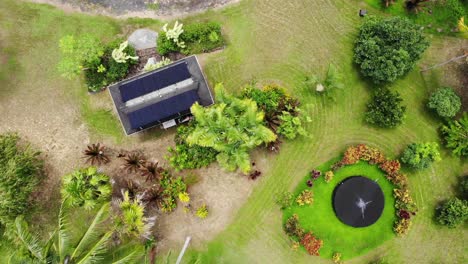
top-left (365, 89), bottom-right (406, 128)
top-left (400, 142), bottom-right (441, 170)
top-left (427, 87), bottom-right (461, 118)
top-left (354, 16), bottom-right (429, 83)
top-left (187, 84), bottom-right (277, 173)
top-left (12, 202), bottom-right (144, 263)
top-left (441, 113), bottom-right (468, 157)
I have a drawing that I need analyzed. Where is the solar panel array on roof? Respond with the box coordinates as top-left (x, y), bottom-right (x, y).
top-left (127, 89), bottom-right (200, 129)
top-left (120, 62), bottom-right (191, 102)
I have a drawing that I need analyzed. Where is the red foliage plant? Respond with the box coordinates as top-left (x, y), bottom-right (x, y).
top-left (300, 232), bottom-right (323, 256)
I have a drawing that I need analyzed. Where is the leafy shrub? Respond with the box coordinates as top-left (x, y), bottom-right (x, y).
top-left (354, 16), bottom-right (429, 83)
top-left (296, 190), bottom-right (314, 206)
top-left (441, 113), bottom-right (468, 157)
top-left (365, 89), bottom-right (406, 128)
top-left (178, 192), bottom-right (190, 203)
top-left (186, 84), bottom-right (277, 174)
top-left (167, 123), bottom-right (218, 171)
top-left (158, 21), bottom-right (224, 55)
top-left (379, 159), bottom-right (401, 177)
top-left (58, 34), bottom-right (104, 79)
top-left (0, 133), bottom-right (43, 225)
top-left (304, 63), bottom-right (344, 100)
top-left (284, 214), bottom-right (305, 239)
top-left (61, 167), bottom-right (111, 210)
top-left (436, 197), bottom-right (468, 228)
top-left (275, 191), bottom-right (294, 209)
top-left (160, 172), bottom-right (187, 212)
top-left (300, 232), bottom-right (323, 256)
top-left (400, 142), bottom-right (441, 170)
top-left (427, 87), bottom-right (461, 118)
top-left (115, 191), bottom-right (155, 239)
top-left (394, 188), bottom-right (417, 212)
top-left (195, 204), bottom-right (209, 219)
top-left (84, 39), bottom-right (137, 91)
top-left (332, 252), bottom-right (342, 264)
top-left (241, 84), bottom-right (288, 114)
top-left (324, 171), bottom-right (334, 183)
top-left (277, 112), bottom-right (308, 140)
top-left (393, 218), bottom-right (411, 236)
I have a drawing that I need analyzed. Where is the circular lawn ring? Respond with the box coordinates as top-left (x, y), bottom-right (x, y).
top-left (333, 176), bottom-right (385, 227)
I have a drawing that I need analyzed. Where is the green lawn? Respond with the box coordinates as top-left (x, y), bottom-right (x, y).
top-left (283, 160), bottom-right (396, 260)
top-left (0, 0), bottom-right (467, 263)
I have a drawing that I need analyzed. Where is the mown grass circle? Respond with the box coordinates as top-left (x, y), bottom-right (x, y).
top-left (283, 159), bottom-right (396, 260)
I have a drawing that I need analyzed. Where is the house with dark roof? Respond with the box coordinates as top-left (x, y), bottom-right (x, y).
top-left (109, 55), bottom-right (214, 135)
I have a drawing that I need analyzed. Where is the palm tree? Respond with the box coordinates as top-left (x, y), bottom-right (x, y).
top-left (13, 202), bottom-right (144, 263)
top-left (139, 161), bottom-right (164, 182)
top-left (83, 143), bottom-right (110, 165)
top-left (122, 152), bottom-right (146, 173)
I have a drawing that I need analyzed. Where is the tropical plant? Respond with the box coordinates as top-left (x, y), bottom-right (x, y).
top-left (122, 152), bottom-right (146, 173)
top-left (325, 171), bottom-right (334, 183)
top-left (83, 143), bottom-right (110, 165)
top-left (354, 16), bottom-right (429, 83)
top-left (166, 123), bottom-right (218, 171)
top-left (365, 89), bottom-right (406, 128)
top-left (57, 34), bottom-right (104, 79)
top-left (296, 190), bottom-right (314, 206)
top-left (159, 173), bottom-right (187, 212)
top-left (300, 232), bottom-right (323, 256)
top-left (284, 214), bottom-right (305, 239)
top-left (12, 202), bottom-right (144, 263)
top-left (162, 21), bottom-right (186, 49)
top-left (144, 57), bottom-right (172, 72)
top-left (400, 142), bottom-right (441, 170)
top-left (186, 84), bottom-right (277, 174)
top-left (277, 111), bottom-right (308, 140)
top-left (140, 161), bottom-right (165, 182)
top-left (427, 87), bottom-right (461, 118)
top-left (394, 218), bottom-right (411, 236)
top-left (275, 191), bottom-right (294, 209)
top-left (436, 197), bottom-right (468, 228)
top-left (178, 192), bottom-right (190, 203)
top-left (304, 63), bottom-right (344, 100)
top-left (0, 133), bottom-right (43, 226)
top-left (115, 191), bottom-right (155, 239)
top-left (61, 167), bottom-right (112, 210)
top-left (441, 113), bottom-right (468, 157)
top-left (111, 41), bottom-right (138, 63)
top-left (195, 204), bottom-right (208, 219)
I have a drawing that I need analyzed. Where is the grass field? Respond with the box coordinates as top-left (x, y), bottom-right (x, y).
top-left (0, 0), bottom-right (467, 263)
top-left (283, 160), bottom-right (396, 260)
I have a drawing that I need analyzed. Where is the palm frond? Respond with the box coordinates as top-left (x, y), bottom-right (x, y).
top-left (57, 200), bottom-right (72, 262)
top-left (110, 244), bottom-right (145, 264)
top-left (14, 216), bottom-right (44, 261)
top-left (75, 231), bottom-right (112, 264)
top-left (71, 203), bottom-right (110, 260)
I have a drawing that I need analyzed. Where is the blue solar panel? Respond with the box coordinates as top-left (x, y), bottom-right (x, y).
top-left (127, 89), bottom-right (200, 129)
top-left (120, 62), bottom-right (191, 102)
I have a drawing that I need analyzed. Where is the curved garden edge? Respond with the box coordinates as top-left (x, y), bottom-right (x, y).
top-left (281, 144), bottom-right (417, 260)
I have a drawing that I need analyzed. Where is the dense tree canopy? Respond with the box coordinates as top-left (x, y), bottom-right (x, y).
top-left (365, 89), bottom-right (406, 128)
top-left (400, 142), bottom-right (441, 170)
top-left (427, 87), bottom-right (461, 118)
top-left (354, 16), bottom-right (429, 83)
top-left (0, 133), bottom-right (43, 226)
top-left (186, 84), bottom-right (277, 174)
top-left (441, 113), bottom-right (468, 157)
top-left (436, 198), bottom-right (468, 228)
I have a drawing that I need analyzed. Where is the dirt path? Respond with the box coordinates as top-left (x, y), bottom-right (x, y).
top-left (27, 0), bottom-right (241, 19)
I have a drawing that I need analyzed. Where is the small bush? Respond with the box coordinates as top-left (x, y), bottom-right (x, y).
top-left (160, 172), bottom-right (187, 212)
top-left (284, 214), bottom-right (305, 239)
top-left (84, 39), bottom-right (137, 91)
top-left (275, 191), bottom-right (294, 209)
top-left (195, 204), bottom-right (209, 219)
top-left (0, 133), bottom-right (43, 225)
top-left (427, 87), bottom-right (461, 118)
top-left (61, 167), bottom-right (112, 210)
top-left (400, 142), bottom-right (441, 170)
top-left (459, 175), bottom-right (468, 200)
top-left (277, 111), bottom-right (308, 140)
top-left (436, 197), bottom-right (468, 228)
top-left (167, 123), bottom-right (218, 171)
top-left (178, 192), bottom-right (190, 203)
top-left (393, 218), bottom-right (411, 236)
top-left (158, 22), bottom-right (224, 55)
top-left (296, 190), bottom-right (313, 206)
top-left (324, 171), bottom-right (334, 183)
top-left (365, 89), bottom-right (406, 128)
top-left (441, 113), bottom-right (468, 157)
top-left (300, 232), bottom-right (323, 256)
top-left (332, 252), bottom-right (342, 264)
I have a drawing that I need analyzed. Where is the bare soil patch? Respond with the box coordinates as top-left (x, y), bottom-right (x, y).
top-left (27, 0), bottom-right (241, 19)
